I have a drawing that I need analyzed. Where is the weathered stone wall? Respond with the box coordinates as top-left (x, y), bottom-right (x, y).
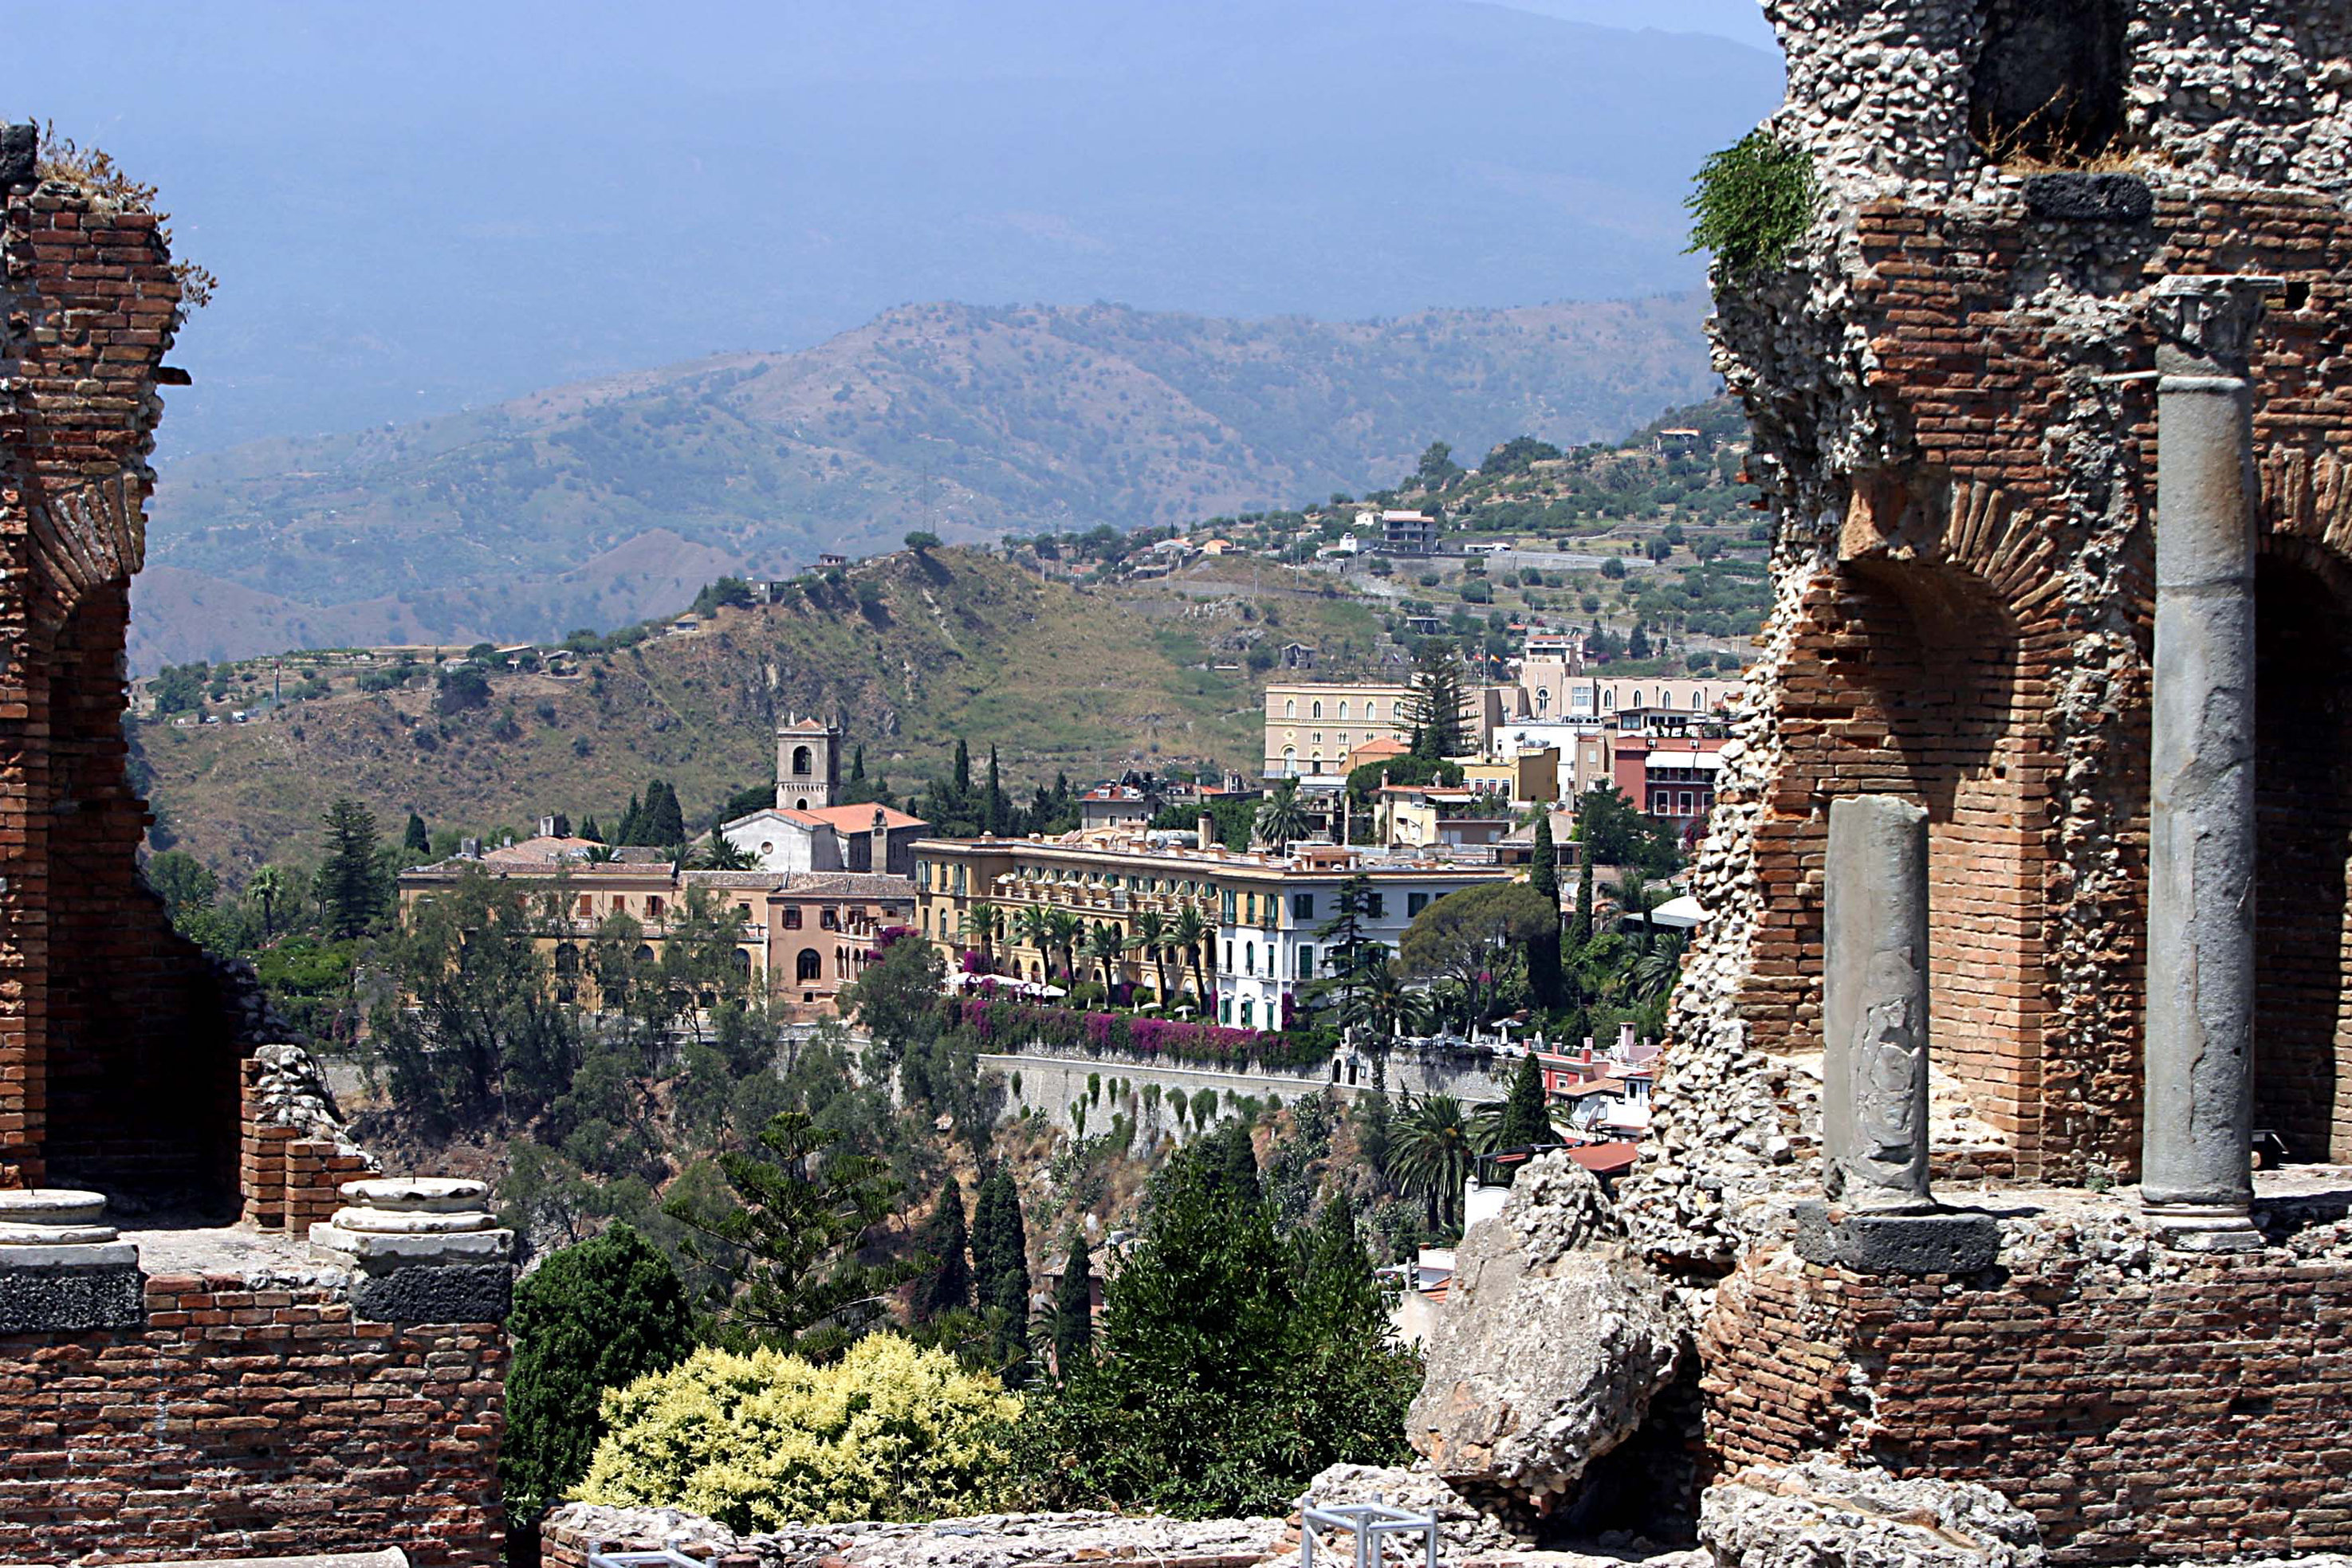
top-left (1697, 1228), bottom-right (2352, 1562)
top-left (0, 130), bottom-right (254, 1205)
top-left (0, 1265), bottom-right (507, 1565)
top-left (1634, 1), bottom-right (2352, 1265)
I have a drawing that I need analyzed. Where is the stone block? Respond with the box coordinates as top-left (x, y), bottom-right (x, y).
top-left (351, 1263), bottom-right (513, 1325)
top-left (0, 1260), bottom-right (144, 1333)
top-left (1792, 1201), bottom-right (2000, 1275)
top-left (2024, 173), bottom-right (2153, 224)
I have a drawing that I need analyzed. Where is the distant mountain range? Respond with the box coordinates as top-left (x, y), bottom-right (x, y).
top-left (134, 293), bottom-right (1720, 669)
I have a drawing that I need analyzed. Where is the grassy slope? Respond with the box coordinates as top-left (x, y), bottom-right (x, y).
top-left (138, 548), bottom-right (1376, 876)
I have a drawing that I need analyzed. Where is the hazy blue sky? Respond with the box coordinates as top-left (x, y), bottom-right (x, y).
top-left (12, 2), bottom-right (1781, 455)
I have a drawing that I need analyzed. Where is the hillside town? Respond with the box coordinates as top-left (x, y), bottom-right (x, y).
top-left (9, 5), bottom-right (2352, 1568)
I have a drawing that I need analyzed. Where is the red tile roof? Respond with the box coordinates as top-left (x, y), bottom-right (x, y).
top-left (779, 804), bottom-right (928, 832)
top-left (1567, 1142), bottom-right (1641, 1177)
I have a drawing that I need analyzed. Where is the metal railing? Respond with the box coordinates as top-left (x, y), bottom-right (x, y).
top-left (1299, 1492), bottom-right (1439, 1568)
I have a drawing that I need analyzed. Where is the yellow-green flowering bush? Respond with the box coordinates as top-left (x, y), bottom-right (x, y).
top-left (574, 1334), bottom-right (1023, 1531)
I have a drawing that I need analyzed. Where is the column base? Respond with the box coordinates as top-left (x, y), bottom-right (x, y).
top-left (1795, 1201), bottom-right (2002, 1275)
top-left (2141, 1201), bottom-right (2264, 1252)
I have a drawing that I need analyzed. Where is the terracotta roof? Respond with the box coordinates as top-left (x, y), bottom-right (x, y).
top-left (779, 804), bottom-right (929, 832)
top-left (781, 871), bottom-right (917, 900)
top-left (680, 870), bottom-right (788, 889)
top-left (480, 835), bottom-right (599, 865)
top-left (1567, 1141), bottom-right (1642, 1177)
top-left (776, 717), bottom-right (834, 733)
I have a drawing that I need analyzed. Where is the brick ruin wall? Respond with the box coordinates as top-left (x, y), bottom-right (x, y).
top-left (1603, 4), bottom-right (2352, 1558)
top-left (0, 132), bottom-right (510, 1566)
top-left (1632, 0), bottom-right (2352, 1264)
top-left (0, 1269), bottom-right (506, 1566)
top-left (1698, 1234), bottom-right (2352, 1562)
top-left (0, 131), bottom-right (262, 1209)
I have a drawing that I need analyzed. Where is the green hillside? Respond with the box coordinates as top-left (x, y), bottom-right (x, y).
top-left (133, 547), bottom-right (1377, 876)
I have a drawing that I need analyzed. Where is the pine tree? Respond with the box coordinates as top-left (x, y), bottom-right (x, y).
top-left (1406, 644), bottom-right (1466, 760)
top-left (403, 811), bottom-right (431, 855)
top-left (912, 1182), bottom-right (973, 1322)
top-left (1052, 1225), bottom-right (1093, 1373)
top-left (320, 798), bottom-right (383, 939)
top-left (580, 814), bottom-right (604, 843)
top-left (1496, 1051), bottom-right (1552, 1151)
top-left (617, 792), bottom-right (643, 845)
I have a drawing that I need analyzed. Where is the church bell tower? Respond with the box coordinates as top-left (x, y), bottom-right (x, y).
top-left (775, 715), bottom-right (840, 812)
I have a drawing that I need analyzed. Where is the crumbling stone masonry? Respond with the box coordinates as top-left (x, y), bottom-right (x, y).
top-left (1640, 0), bottom-right (2352, 1252)
top-left (0, 129), bottom-right (513, 1565)
top-left (1613, 2), bottom-right (2352, 1559)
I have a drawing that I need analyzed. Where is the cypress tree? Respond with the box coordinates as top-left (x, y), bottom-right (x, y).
top-left (971, 1166), bottom-right (1032, 1378)
top-left (1052, 1225), bottom-right (1093, 1373)
top-left (953, 738), bottom-right (972, 800)
top-left (617, 792), bottom-right (643, 846)
top-left (501, 1224), bottom-right (693, 1523)
top-left (852, 744), bottom-right (867, 782)
top-left (985, 745), bottom-right (1005, 836)
top-left (643, 780), bottom-right (686, 845)
top-left (1569, 828), bottom-right (1595, 952)
top-left (912, 1182), bottom-right (973, 1322)
top-left (403, 810), bottom-right (431, 855)
top-left (1213, 1119), bottom-right (1262, 1207)
top-left (580, 813), bottom-right (604, 843)
top-left (1496, 1051), bottom-right (1552, 1152)
top-left (1528, 812), bottom-right (1564, 1009)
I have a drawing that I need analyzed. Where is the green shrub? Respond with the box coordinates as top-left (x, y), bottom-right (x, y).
top-left (576, 1334), bottom-right (1024, 1530)
top-left (501, 1224), bottom-right (694, 1522)
top-left (1685, 129), bottom-right (1819, 274)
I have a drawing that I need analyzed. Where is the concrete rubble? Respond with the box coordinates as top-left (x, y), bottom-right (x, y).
top-left (1407, 1153), bottom-right (1683, 1505)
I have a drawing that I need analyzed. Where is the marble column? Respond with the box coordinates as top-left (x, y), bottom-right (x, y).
top-left (1823, 793), bottom-right (1933, 1212)
top-left (2140, 275), bottom-right (2277, 1252)
top-left (1797, 795), bottom-right (1997, 1275)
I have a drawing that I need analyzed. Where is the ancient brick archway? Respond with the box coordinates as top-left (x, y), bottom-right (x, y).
top-left (1763, 542), bottom-right (2055, 1159)
top-left (2252, 542), bottom-right (2352, 1161)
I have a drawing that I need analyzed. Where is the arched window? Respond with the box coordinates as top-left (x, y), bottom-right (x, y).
top-left (635, 944), bottom-right (655, 964)
top-left (553, 944), bottom-right (580, 977)
top-left (1338, 701), bottom-right (1351, 721)
top-left (1632, 689), bottom-right (1645, 709)
top-left (792, 745), bottom-right (813, 776)
top-left (1283, 746), bottom-right (1297, 773)
top-left (1369, 701), bottom-right (1381, 721)
top-left (1604, 690), bottom-right (1617, 711)
top-left (1241, 999), bottom-right (1255, 1028)
top-left (1284, 698), bottom-right (1296, 719)
top-left (796, 949), bottom-right (823, 982)
top-left (1312, 701), bottom-right (1323, 720)
top-left (734, 949), bottom-right (752, 976)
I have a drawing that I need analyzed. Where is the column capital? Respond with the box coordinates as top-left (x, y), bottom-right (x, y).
top-left (2152, 273), bottom-right (2282, 379)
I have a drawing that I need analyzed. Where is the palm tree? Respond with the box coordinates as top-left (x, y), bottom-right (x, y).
top-left (1254, 781), bottom-right (1312, 855)
top-left (1045, 909), bottom-right (1084, 995)
top-left (1015, 904), bottom-right (1053, 980)
top-left (966, 900), bottom-right (1002, 965)
top-left (1084, 922), bottom-right (1128, 999)
top-left (1345, 962), bottom-right (1434, 1042)
top-left (1389, 1091), bottom-right (1478, 1231)
top-left (690, 835), bottom-right (757, 870)
top-left (1610, 870), bottom-right (1657, 948)
top-left (1169, 904), bottom-right (1213, 1012)
top-left (1630, 933), bottom-right (1686, 1005)
top-left (246, 864), bottom-right (289, 941)
top-left (584, 843), bottom-right (622, 863)
top-left (1131, 909), bottom-right (1173, 1004)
